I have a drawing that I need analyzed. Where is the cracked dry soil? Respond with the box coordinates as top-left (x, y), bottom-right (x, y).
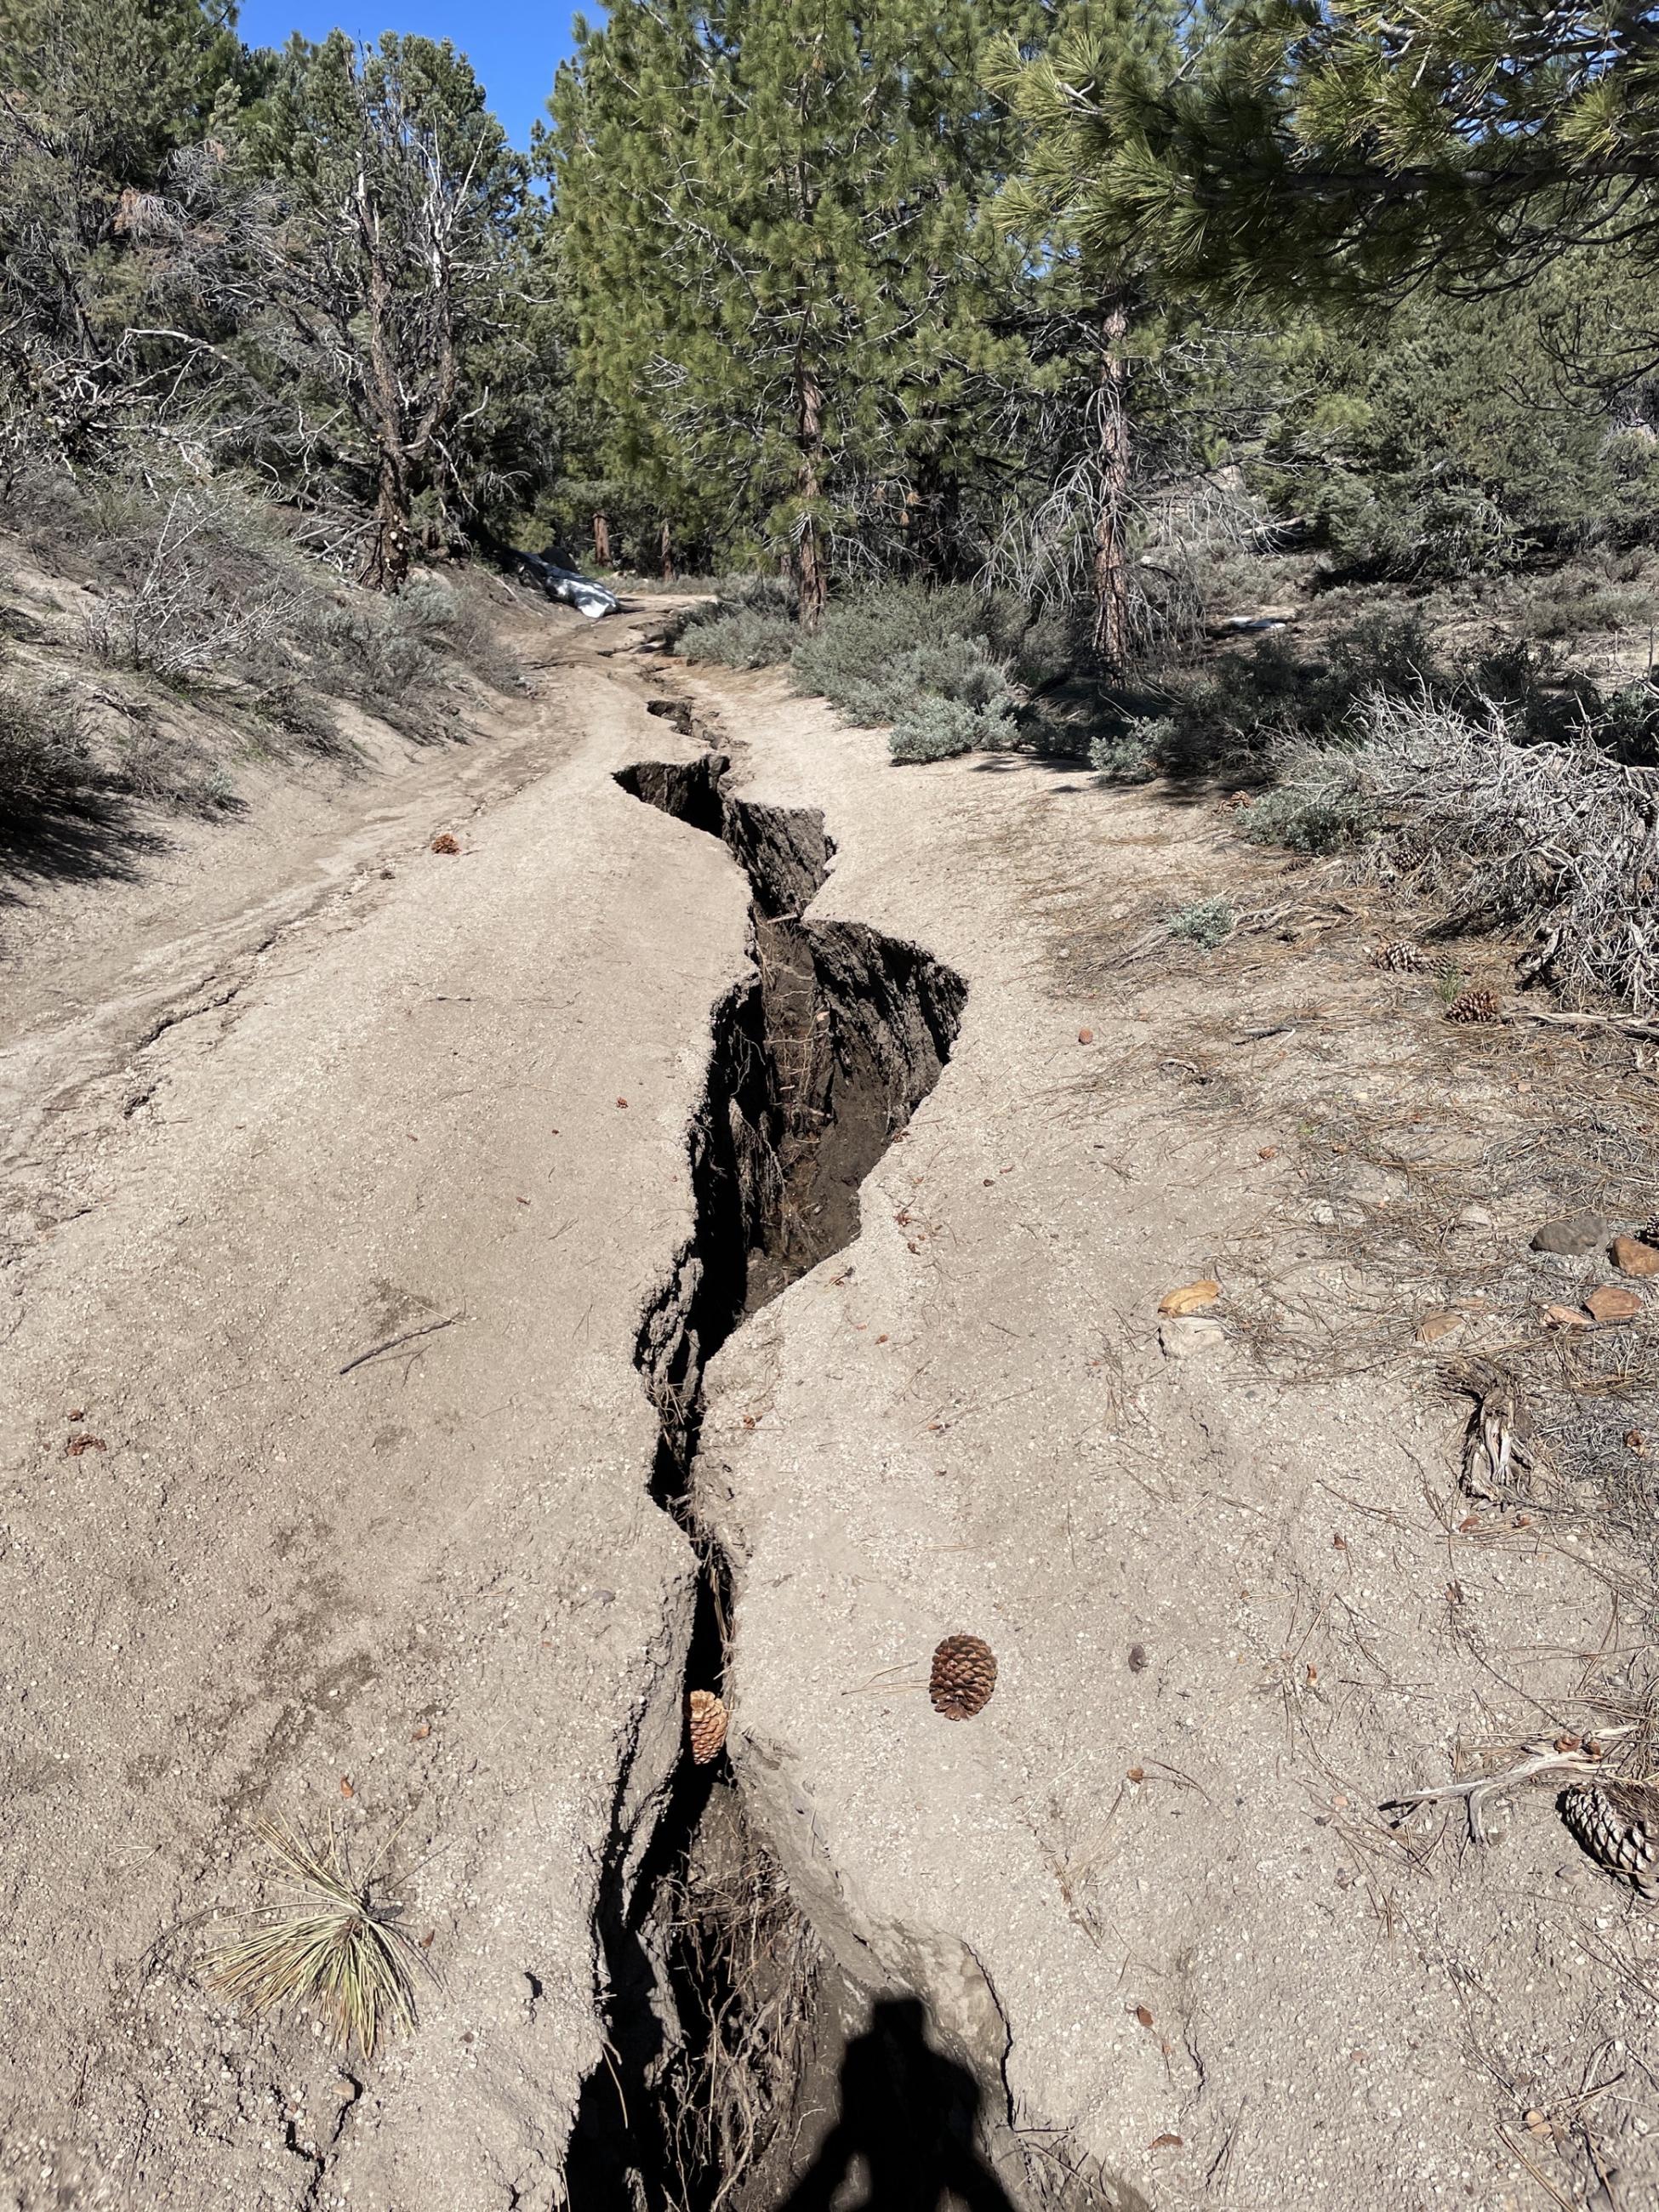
top-left (11, 592), bottom-right (1659, 2212)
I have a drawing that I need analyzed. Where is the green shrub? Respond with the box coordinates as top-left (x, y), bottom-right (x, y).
top-left (716, 573), bottom-right (795, 617)
top-left (677, 607), bottom-right (798, 669)
top-left (790, 584), bottom-right (998, 712)
top-left (1145, 608), bottom-right (1445, 772)
top-left (790, 584), bottom-right (1022, 765)
top-left (1166, 895), bottom-right (1236, 949)
top-left (1240, 745), bottom-right (1377, 853)
top-left (889, 693), bottom-right (1014, 763)
top-left (0, 676), bottom-right (94, 812)
top-left (305, 596), bottom-right (446, 727)
top-left (1090, 722), bottom-right (1162, 783)
top-left (1516, 571), bottom-right (1655, 641)
top-left (299, 572), bottom-right (522, 738)
top-left (832, 637), bottom-right (1014, 728)
top-left (253, 682), bottom-right (344, 751)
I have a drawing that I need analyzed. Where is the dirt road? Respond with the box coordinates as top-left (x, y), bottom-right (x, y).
top-left (6, 596), bottom-right (1658, 2212)
top-left (1, 607), bottom-right (742, 2209)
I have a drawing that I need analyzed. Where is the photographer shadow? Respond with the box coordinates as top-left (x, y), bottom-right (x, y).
top-left (777, 1995), bottom-right (1018, 2212)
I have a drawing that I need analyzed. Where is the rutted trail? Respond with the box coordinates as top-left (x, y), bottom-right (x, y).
top-left (9, 599), bottom-right (1659, 2212)
top-left (0, 607), bottom-right (748, 2212)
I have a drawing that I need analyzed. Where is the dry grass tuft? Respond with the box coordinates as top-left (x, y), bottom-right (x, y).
top-left (207, 1817), bottom-right (427, 2058)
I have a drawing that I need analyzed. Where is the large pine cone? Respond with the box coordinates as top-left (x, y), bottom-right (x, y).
top-left (929, 1634), bottom-right (997, 1721)
top-left (1370, 939), bottom-right (1425, 972)
top-left (687, 1690), bottom-right (727, 1765)
top-left (1446, 989), bottom-right (1502, 1025)
top-left (1560, 1781), bottom-right (1659, 1896)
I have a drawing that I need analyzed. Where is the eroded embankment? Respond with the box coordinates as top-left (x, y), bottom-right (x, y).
top-left (563, 738), bottom-right (965, 2207)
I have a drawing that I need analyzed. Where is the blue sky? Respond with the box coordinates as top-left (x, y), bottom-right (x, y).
top-left (235, 2), bottom-right (590, 147)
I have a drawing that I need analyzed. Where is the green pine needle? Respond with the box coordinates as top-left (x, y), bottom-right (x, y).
top-left (207, 1818), bottom-right (427, 2059)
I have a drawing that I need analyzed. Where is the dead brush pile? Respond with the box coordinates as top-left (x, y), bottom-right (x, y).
top-left (1344, 687), bottom-right (1659, 1012)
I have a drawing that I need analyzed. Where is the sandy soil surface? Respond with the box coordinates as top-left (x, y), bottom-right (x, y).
top-left (0, 601), bottom-right (737, 2210)
top-left (657, 662), bottom-right (1659, 2212)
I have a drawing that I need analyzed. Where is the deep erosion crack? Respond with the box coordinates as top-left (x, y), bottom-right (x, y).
top-left (564, 739), bottom-right (965, 2209)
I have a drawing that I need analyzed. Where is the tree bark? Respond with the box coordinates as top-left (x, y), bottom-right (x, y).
top-left (1092, 295), bottom-right (1132, 679)
top-left (356, 155), bottom-right (413, 592)
top-left (594, 512), bottom-right (611, 567)
top-left (659, 518), bottom-right (676, 581)
top-left (795, 356), bottom-right (828, 634)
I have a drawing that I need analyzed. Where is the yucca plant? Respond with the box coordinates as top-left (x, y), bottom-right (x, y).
top-left (207, 1818), bottom-right (428, 2058)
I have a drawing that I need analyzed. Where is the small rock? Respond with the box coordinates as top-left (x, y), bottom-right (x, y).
top-left (1587, 1284), bottom-right (1643, 1325)
top-left (1311, 1202), bottom-right (1340, 1227)
top-left (1612, 1234), bottom-right (1659, 1277)
top-left (1542, 1303), bottom-right (1593, 1331)
top-left (1160, 1316), bottom-right (1225, 1359)
top-left (1455, 1205), bottom-right (1495, 1231)
top-left (1531, 1213), bottom-right (1610, 1257)
top-left (1414, 1311), bottom-right (1466, 1347)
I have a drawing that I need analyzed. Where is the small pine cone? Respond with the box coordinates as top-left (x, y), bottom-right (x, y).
top-left (1445, 989), bottom-right (1501, 1025)
top-left (687, 1689), bottom-right (727, 1765)
top-left (1561, 1781), bottom-right (1659, 1896)
top-left (430, 833), bottom-right (460, 855)
top-left (929, 1633), bottom-right (997, 1722)
top-left (1370, 939), bottom-right (1424, 972)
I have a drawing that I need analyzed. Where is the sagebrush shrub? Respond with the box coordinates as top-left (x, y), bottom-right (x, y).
top-left (0, 676), bottom-right (93, 810)
top-left (1240, 744), bottom-right (1376, 852)
top-left (1166, 895), bottom-right (1236, 949)
top-left (889, 693), bottom-right (1013, 763)
top-left (677, 607), bottom-right (797, 669)
top-left (790, 584), bottom-right (996, 715)
top-left (788, 584), bottom-right (1022, 765)
top-left (1090, 723), bottom-right (1161, 783)
top-left (831, 638), bottom-right (1013, 728)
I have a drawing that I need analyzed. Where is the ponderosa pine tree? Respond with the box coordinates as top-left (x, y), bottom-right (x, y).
top-left (987, 1), bottom-right (1187, 675)
top-left (549, 0), bottom-right (1040, 625)
top-left (1010, 0), bottom-right (1659, 313)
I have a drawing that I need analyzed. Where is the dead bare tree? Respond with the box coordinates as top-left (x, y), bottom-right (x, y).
top-left (238, 36), bottom-right (525, 591)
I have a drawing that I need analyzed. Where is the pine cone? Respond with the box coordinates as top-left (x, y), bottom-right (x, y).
top-left (1370, 939), bottom-right (1425, 972)
top-left (929, 1634), bottom-right (997, 1721)
top-left (1561, 1781), bottom-right (1659, 1896)
top-left (430, 833), bottom-right (460, 855)
top-left (687, 1689), bottom-right (727, 1765)
top-left (1446, 989), bottom-right (1501, 1025)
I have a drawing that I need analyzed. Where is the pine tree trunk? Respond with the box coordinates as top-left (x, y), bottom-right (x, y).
top-left (1092, 295), bottom-right (1132, 678)
top-left (356, 157), bottom-right (413, 593)
top-left (659, 519), bottom-right (676, 581)
top-left (593, 512), bottom-right (611, 566)
top-left (367, 452), bottom-right (413, 592)
top-left (795, 357), bottom-right (828, 635)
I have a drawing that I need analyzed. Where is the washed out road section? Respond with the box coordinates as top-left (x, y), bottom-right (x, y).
top-left (0, 619), bottom-right (745, 2211)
